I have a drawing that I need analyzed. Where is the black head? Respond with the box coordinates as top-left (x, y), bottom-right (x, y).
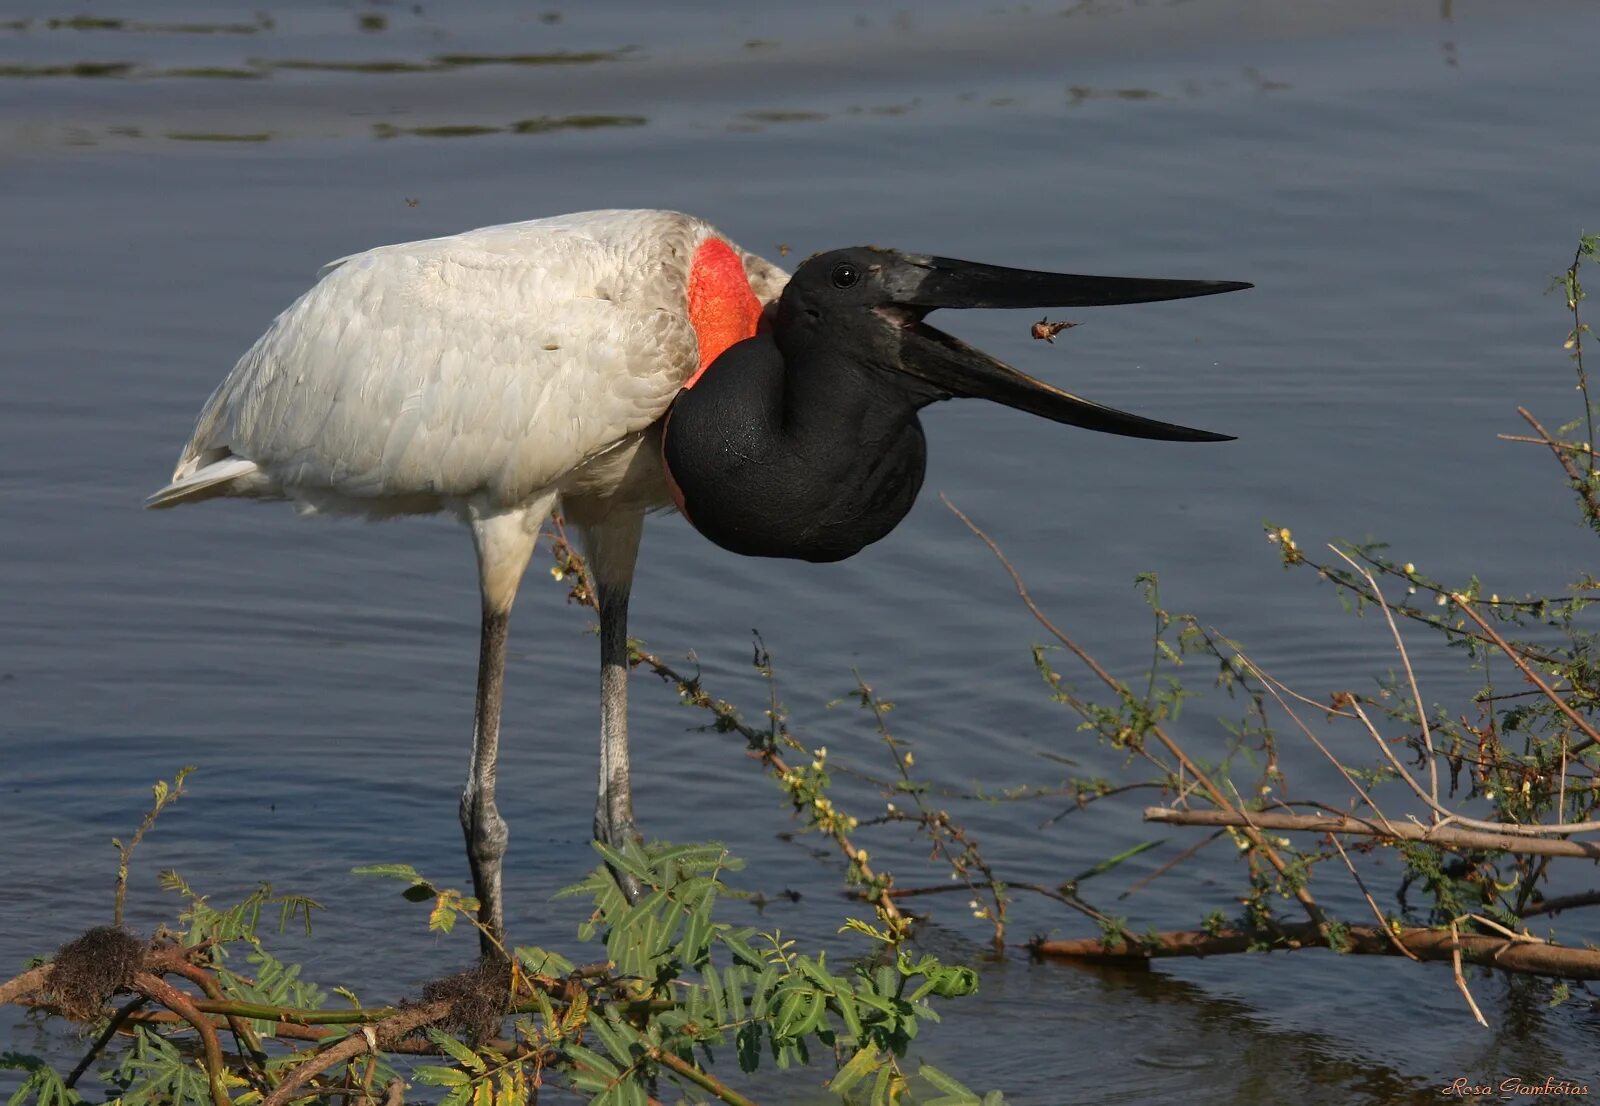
top-left (774, 245), bottom-right (1251, 440)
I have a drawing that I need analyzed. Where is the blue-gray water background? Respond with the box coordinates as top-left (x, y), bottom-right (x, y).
top-left (4, 1), bottom-right (1599, 1102)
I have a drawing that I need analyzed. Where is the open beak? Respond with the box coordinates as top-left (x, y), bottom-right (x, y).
top-left (879, 253), bottom-right (1250, 442)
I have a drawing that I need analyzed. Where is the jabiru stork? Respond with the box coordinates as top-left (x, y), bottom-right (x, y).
top-left (148, 209), bottom-right (1248, 958)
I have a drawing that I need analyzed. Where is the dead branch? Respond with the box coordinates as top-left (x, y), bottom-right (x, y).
top-left (0, 965), bottom-right (51, 1006)
top-left (65, 995), bottom-right (148, 1087)
top-left (1448, 919), bottom-right (1489, 1027)
top-left (1030, 922), bottom-right (1600, 980)
top-left (1451, 589), bottom-right (1600, 759)
top-left (19, 1002), bottom-right (518, 1056)
top-left (1144, 807), bottom-right (1600, 859)
top-left (1327, 546), bottom-right (1440, 813)
top-left (1325, 833), bottom-right (1420, 961)
top-left (260, 999), bottom-right (454, 1106)
top-left (1510, 406), bottom-right (1600, 524)
top-left (133, 971), bottom-right (230, 1106)
top-left (1520, 890), bottom-right (1600, 918)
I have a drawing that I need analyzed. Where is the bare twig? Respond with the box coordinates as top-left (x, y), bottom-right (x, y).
top-left (1451, 590), bottom-right (1600, 759)
top-left (1520, 889), bottom-right (1600, 918)
top-left (853, 673), bottom-right (1008, 942)
top-left (1496, 432), bottom-right (1591, 453)
top-left (1448, 920), bottom-right (1489, 1027)
top-left (1325, 833), bottom-right (1419, 961)
top-left (1328, 547), bottom-right (1439, 816)
top-left (943, 495), bottom-right (1333, 937)
top-left (860, 880), bottom-right (1108, 924)
top-left (1118, 831), bottom-right (1225, 901)
top-left (114, 767), bottom-right (194, 928)
top-left (65, 995), bottom-right (149, 1088)
top-left (1144, 807), bottom-right (1600, 858)
top-left (1338, 694), bottom-right (1600, 836)
top-left (1511, 407), bottom-right (1600, 521)
top-left (1230, 649), bottom-right (1399, 833)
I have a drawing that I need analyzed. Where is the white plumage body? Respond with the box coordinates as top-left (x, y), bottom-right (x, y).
top-left (152, 208), bottom-right (787, 522)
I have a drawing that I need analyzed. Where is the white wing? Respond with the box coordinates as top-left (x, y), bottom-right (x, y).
top-left (155, 209), bottom-right (787, 512)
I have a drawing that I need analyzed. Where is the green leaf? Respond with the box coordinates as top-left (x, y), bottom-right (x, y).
top-left (412, 1066), bottom-right (472, 1088)
top-left (429, 898), bottom-right (458, 933)
top-left (920, 1062), bottom-right (982, 1106)
top-left (910, 965), bottom-right (980, 1001)
top-left (588, 1012), bottom-right (637, 1067)
top-left (351, 863), bottom-right (423, 882)
top-left (564, 1044), bottom-right (621, 1082)
top-left (648, 842), bottom-right (733, 873)
top-left (724, 965), bottom-right (748, 1024)
top-left (675, 888), bottom-right (716, 967)
top-left (2, 1055), bottom-right (85, 1106)
top-left (1068, 838), bottom-right (1166, 884)
top-left (833, 990), bottom-right (864, 1040)
top-left (736, 1023), bottom-right (762, 1073)
top-left (718, 927), bottom-right (762, 967)
top-left (830, 1047), bottom-right (881, 1095)
top-left (515, 945), bottom-right (576, 977)
top-left (592, 840), bottom-right (655, 885)
top-left (425, 1029), bottom-right (487, 1073)
top-left (871, 1059), bottom-right (896, 1106)
top-left (771, 986), bottom-right (817, 1041)
top-left (703, 958), bottom-right (726, 1023)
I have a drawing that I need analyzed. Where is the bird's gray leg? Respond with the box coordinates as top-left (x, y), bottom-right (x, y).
top-left (464, 500), bottom-right (549, 960)
top-left (464, 603), bottom-right (512, 957)
top-left (579, 511), bottom-right (645, 902)
top-left (597, 579), bottom-right (638, 846)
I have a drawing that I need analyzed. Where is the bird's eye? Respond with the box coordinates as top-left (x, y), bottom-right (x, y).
top-left (830, 262), bottom-right (860, 290)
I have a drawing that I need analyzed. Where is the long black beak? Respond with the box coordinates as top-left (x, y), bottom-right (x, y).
top-left (883, 253), bottom-right (1249, 442)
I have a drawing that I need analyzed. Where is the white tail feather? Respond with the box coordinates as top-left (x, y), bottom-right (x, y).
top-left (146, 456), bottom-right (260, 509)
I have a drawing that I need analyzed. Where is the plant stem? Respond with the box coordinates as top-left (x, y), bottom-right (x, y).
top-left (648, 1048), bottom-right (762, 1106)
top-left (1144, 807), bottom-right (1600, 858)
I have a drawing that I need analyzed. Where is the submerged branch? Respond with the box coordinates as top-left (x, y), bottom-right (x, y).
top-left (1030, 922), bottom-right (1600, 980)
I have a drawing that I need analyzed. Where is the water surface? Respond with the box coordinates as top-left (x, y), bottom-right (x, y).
top-left (4, 2), bottom-right (1599, 1102)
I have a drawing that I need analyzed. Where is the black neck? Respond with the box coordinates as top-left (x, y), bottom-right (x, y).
top-left (662, 334), bottom-right (934, 562)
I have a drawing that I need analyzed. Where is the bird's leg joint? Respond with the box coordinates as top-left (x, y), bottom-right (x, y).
top-left (460, 788), bottom-right (509, 866)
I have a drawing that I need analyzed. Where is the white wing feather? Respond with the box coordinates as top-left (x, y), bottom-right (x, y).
top-left (155, 210), bottom-right (787, 513)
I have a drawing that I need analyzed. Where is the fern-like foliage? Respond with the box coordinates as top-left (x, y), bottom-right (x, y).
top-left (2, 1053), bottom-right (85, 1106)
